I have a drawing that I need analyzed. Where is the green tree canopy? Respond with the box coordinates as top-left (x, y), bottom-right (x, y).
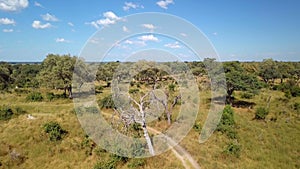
top-left (38, 54), bottom-right (76, 98)
top-left (223, 61), bottom-right (262, 103)
top-left (259, 59), bottom-right (280, 83)
top-left (0, 62), bottom-right (13, 90)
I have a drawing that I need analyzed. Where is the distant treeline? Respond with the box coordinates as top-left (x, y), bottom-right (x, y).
top-left (0, 54), bottom-right (300, 101)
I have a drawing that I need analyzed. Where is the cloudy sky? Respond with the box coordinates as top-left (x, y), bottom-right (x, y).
top-left (0, 0), bottom-right (299, 61)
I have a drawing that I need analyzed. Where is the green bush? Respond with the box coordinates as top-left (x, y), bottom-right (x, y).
top-left (26, 92), bottom-right (43, 102)
top-left (99, 95), bottom-right (115, 109)
top-left (255, 107), bottom-right (269, 120)
top-left (46, 92), bottom-right (55, 101)
top-left (85, 106), bottom-right (99, 114)
top-left (128, 158), bottom-right (146, 168)
top-left (0, 106), bottom-right (13, 121)
top-left (129, 88), bottom-right (139, 94)
top-left (216, 105), bottom-right (238, 139)
top-left (293, 102), bottom-right (300, 114)
top-left (240, 92), bottom-right (254, 99)
top-left (193, 121), bottom-right (202, 132)
top-left (14, 107), bottom-right (26, 115)
top-left (224, 142), bottom-right (241, 157)
top-left (43, 121), bottom-right (67, 141)
top-left (290, 86), bottom-right (300, 97)
top-left (168, 84), bottom-right (176, 92)
top-left (93, 160), bottom-right (116, 169)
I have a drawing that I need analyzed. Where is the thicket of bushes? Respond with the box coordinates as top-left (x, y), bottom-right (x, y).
top-left (43, 121), bottom-right (67, 141)
top-left (255, 107), bottom-right (269, 120)
top-left (0, 105), bottom-right (26, 121)
top-left (26, 92), bottom-right (43, 102)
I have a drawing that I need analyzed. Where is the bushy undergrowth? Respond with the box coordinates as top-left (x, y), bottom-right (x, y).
top-left (0, 106), bottom-right (13, 121)
top-left (216, 105), bottom-right (238, 139)
top-left (223, 142), bottom-right (241, 157)
top-left (99, 94), bottom-right (115, 109)
top-left (26, 92), bottom-right (43, 102)
top-left (255, 107), bottom-right (269, 120)
top-left (0, 106), bottom-right (26, 121)
top-left (43, 121), bottom-right (67, 141)
top-left (273, 80), bottom-right (300, 98)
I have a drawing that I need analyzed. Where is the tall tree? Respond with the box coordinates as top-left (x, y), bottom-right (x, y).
top-left (11, 64), bottom-right (41, 88)
top-left (223, 61), bottom-right (262, 104)
top-left (38, 54), bottom-right (76, 98)
top-left (96, 62), bottom-right (119, 87)
top-left (0, 62), bottom-right (13, 90)
top-left (259, 59), bottom-right (280, 84)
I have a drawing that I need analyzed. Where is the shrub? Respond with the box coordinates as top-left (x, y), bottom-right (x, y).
top-left (99, 95), bottom-right (115, 109)
top-left (43, 121), bottom-right (67, 141)
top-left (85, 106), bottom-right (99, 114)
top-left (224, 142), bottom-right (241, 157)
top-left (128, 158), bottom-right (146, 168)
top-left (294, 102), bottom-right (300, 111)
top-left (255, 107), bottom-right (269, 120)
top-left (168, 84), bottom-right (176, 92)
top-left (93, 160), bottom-right (116, 169)
top-left (240, 92), bottom-right (254, 99)
top-left (193, 121), bottom-right (202, 132)
top-left (129, 88), bottom-right (139, 94)
top-left (26, 92), bottom-right (43, 102)
top-left (290, 86), bottom-right (300, 97)
top-left (0, 106), bottom-right (13, 121)
top-left (217, 105), bottom-right (238, 139)
top-left (46, 92), bottom-right (55, 101)
top-left (14, 107), bottom-right (26, 115)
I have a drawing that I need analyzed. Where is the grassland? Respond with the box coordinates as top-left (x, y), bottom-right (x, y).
top-left (0, 86), bottom-right (299, 169)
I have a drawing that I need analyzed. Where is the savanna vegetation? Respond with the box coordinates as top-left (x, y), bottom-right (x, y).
top-left (0, 54), bottom-right (299, 168)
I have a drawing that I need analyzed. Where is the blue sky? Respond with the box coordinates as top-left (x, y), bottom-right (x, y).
top-left (0, 0), bottom-right (299, 62)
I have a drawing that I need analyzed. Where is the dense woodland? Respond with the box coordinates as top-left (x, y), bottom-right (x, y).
top-left (0, 54), bottom-right (299, 168)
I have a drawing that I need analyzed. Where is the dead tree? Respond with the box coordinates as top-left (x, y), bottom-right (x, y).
top-left (112, 91), bottom-right (155, 156)
top-left (151, 89), bottom-right (181, 125)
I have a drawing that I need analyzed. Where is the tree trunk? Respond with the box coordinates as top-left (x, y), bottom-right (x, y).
top-left (68, 85), bottom-right (72, 99)
top-left (141, 122), bottom-right (155, 156)
top-left (166, 111), bottom-right (171, 125)
top-left (139, 106), bottom-right (155, 156)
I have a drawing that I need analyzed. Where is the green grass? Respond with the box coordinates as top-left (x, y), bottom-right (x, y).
top-left (0, 87), bottom-right (299, 168)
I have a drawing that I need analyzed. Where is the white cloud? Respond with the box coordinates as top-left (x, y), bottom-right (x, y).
top-left (123, 2), bottom-right (143, 11)
top-left (55, 38), bottom-right (70, 43)
top-left (123, 26), bottom-right (129, 32)
top-left (103, 11), bottom-right (120, 20)
top-left (0, 18), bottom-right (15, 25)
top-left (180, 33), bottom-right (187, 37)
top-left (32, 20), bottom-right (52, 29)
top-left (213, 32), bottom-right (218, 36)
top-left (88, 11), bottom-right (121, 29)
top-left (124, 40), bottom-right (133, 44)
top-left (124, 39), bottom-right (146, 46)
top-left (89, 38), bottom-right (100, 44)
top-left (3, 28), bottom-right (13, 32)
top-left (0, 0), bottom-right (29, 11)
top-left (142, 24), bottom-right (156, 30)
top-left (41, 13), bottom-right (59, 22)
top-left (164, 41), bottom-right (181, 49)
top-left (68, 22), bottom-right (74, 27)
top-left (34, 1), bottom-right (43, 8)
top-left (97, 18), bottom-right (116, 26)
top-left (156, 0), bottom-right (174, 9)
top-left (88, 21), bottom-right (99, 29)
top-left (138, 34), bottom-right (159, 42)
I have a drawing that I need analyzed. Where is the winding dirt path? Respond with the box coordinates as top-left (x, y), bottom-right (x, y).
top-left (101, 111), bottom-right (201, 169)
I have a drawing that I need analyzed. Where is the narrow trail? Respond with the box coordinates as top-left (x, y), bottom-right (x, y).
top-left (147, 127), bottom-right (201, 169)
top-left (29, 104), bottom-right (201, 169)
top-left (101, 111), bottom-right (201, 169)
